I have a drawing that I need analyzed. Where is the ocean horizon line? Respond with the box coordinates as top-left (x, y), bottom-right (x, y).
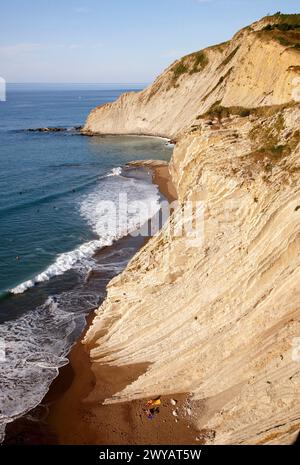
top-left (6, 82), bottom-right (149, 85)
top-left (5, 82), bottom-right (149, 92)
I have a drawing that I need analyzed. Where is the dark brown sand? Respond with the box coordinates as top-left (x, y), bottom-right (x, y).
top-left (5, 164), bottom-right (205, 445)
top-left (152, 164), bottom-right (178, 203)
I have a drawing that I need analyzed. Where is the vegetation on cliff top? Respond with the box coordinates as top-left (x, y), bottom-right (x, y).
top-left (169, 13), bottom-right (300, 90)
top-left (264, 12), bottom-right (300, 25)
top-left (171, 50), bottom-right (209, 87)
top-left (197, 102), bottom-right (293, 122)
top-left (260, 13), bottom-right (300, 50)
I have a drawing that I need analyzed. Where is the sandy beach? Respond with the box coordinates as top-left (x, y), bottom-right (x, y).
top-left (4, 162), bottom-right (202, 445)
top-left (127, 160), bottom-right (178, 203)
top-left (43, 163), bottom-right (201, 445)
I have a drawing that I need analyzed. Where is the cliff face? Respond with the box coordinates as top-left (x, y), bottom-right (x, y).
top-left (83, 14), bottom-right (300, 444)
top-left (83, 15), bottom-right (300, 139)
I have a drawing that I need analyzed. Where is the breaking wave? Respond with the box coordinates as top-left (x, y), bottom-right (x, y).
top-left (9, 168), bottom-right (160, 295)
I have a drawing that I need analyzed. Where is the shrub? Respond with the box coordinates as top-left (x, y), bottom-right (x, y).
top-left (249, 144), bottom-right (290, 164)
top-left (170, 51), bottom-right (209, 86)
top-left (199, 103), bottom-right (253, 121)
top-left (198, 102), bottom-right (294, 123)
top-left (276, 35), bottom-right (293, 46)
top-left (239, 109), bottom-right (251, 117)
top-left (263, 24), bottom-right (273, 31)
top-left (173, 62), bottom-right (189, 80)
top-left (263, 23), bottom-right (300, 32)
top-left (188, 51), bottom-right (209, 74)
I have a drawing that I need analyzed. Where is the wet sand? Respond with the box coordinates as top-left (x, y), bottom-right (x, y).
top-left (5, 163), bottom-right (204, 445)
top-left (127, 159), bottom-right (177, 203)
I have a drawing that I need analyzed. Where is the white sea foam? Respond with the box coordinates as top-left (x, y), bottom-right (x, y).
top-left (9, 171), bottom-right (161, 295)
top-left (0, 296), bottom-right (86, 442)
top-left (1, 170), bottom-right (161, 441)
top-left (0, 239), bottom-right (135, 442)
top-left (1, 167), bottom-right (162, 442)
top-left (9, 239), bottom-right (106, 294)
top-left (105, 166), bottom-right (122, 177)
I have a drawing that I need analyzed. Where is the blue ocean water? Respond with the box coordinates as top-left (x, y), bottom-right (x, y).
top-left (0, 83), bottom-right (172, 439)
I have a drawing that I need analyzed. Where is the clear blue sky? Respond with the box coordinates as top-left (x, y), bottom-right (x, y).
top-left (0, 0), bottom-right (299, 83)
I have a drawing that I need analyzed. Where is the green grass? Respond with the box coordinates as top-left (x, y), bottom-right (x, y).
top-left (274, 33), bottom-right (300, 48)
top-left (170, 50), bottom-right (209, 86)
top-left (249, 144), bottom-right (291, 167)
top-left (276, 35), bottom-right (292, 46)
top-left (246, 114), bottom-right (300, 173)
top-left (263, 13), bottom-right (300, 26)
top-left (189, 51), bottom-right (209, 74)
top-left (259, 13), bottom-right (300, 50)
top-left (172, 62), bottom-right (189, 81)
top-left (197, 102), bottom-right (292, 122)
top-left (263, 23), bottom-right (300, 32)
top-left (249, 113), bottom-right (285, 148)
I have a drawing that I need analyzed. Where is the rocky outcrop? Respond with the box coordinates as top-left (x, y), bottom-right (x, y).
top-left (83, 14), bottom-right (300, 444)
top-left (83, 15), bottom-right (300, 139)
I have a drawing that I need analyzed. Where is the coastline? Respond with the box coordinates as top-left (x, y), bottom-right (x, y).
top-left (126, 159), bottom-right (178, 203)
top-left (2, 11), bottom-right (300, 446)
top-left (4, 162), bottom-right (200, 445)
top-left (44, 163), bottom-right (202, 445)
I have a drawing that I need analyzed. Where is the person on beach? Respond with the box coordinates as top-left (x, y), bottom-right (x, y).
top-left (144, 397), bottom-right (161, 420)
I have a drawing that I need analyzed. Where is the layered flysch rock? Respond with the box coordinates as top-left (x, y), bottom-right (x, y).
top-left (83, 14), bottom-right (300, 444)
top-left (83, 14), bottom-right (300, 139)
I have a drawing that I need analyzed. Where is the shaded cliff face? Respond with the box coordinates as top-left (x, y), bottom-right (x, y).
top-left (84, 104), bottom-right (300, 444)
top-left (83, 14), bottom-right (300, 138)
top-left (83, 14), bottom-right (300, 444)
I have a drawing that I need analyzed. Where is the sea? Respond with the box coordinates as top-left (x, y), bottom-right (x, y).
top-left (0, 83), bottom-right (172, 440)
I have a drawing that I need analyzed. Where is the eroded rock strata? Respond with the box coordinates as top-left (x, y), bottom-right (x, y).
top-left (83, 14), bottom-right (300, 444)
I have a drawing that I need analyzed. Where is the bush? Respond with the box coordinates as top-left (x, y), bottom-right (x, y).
top-left (262, 23), bottom-right (300, 32)
top-left (270, 144), bottom-right (285, 155)
top-left (173, 62), bottom-right (189, 80)
top-left (170, 50), bottom-right (209, 86)
top-left (263, 24), bottom-right (273, 31)
top-left (199, 103), bottom-right (253, 121)
top-left (276, 35), bottom-right (293, 47)
top-left (188, 51), bottom-right (209, 74)
top-left (239, 109), bottom-right (251, 117)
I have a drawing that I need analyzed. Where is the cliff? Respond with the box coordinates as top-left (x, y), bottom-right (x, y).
top-left (83, 14), bottom-right (300, 139)
top-left (83, 14), bottom-right (300, 444)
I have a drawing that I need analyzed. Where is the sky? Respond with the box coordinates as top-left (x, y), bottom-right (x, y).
top-left (0, 0), bottom-right (299, 83)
